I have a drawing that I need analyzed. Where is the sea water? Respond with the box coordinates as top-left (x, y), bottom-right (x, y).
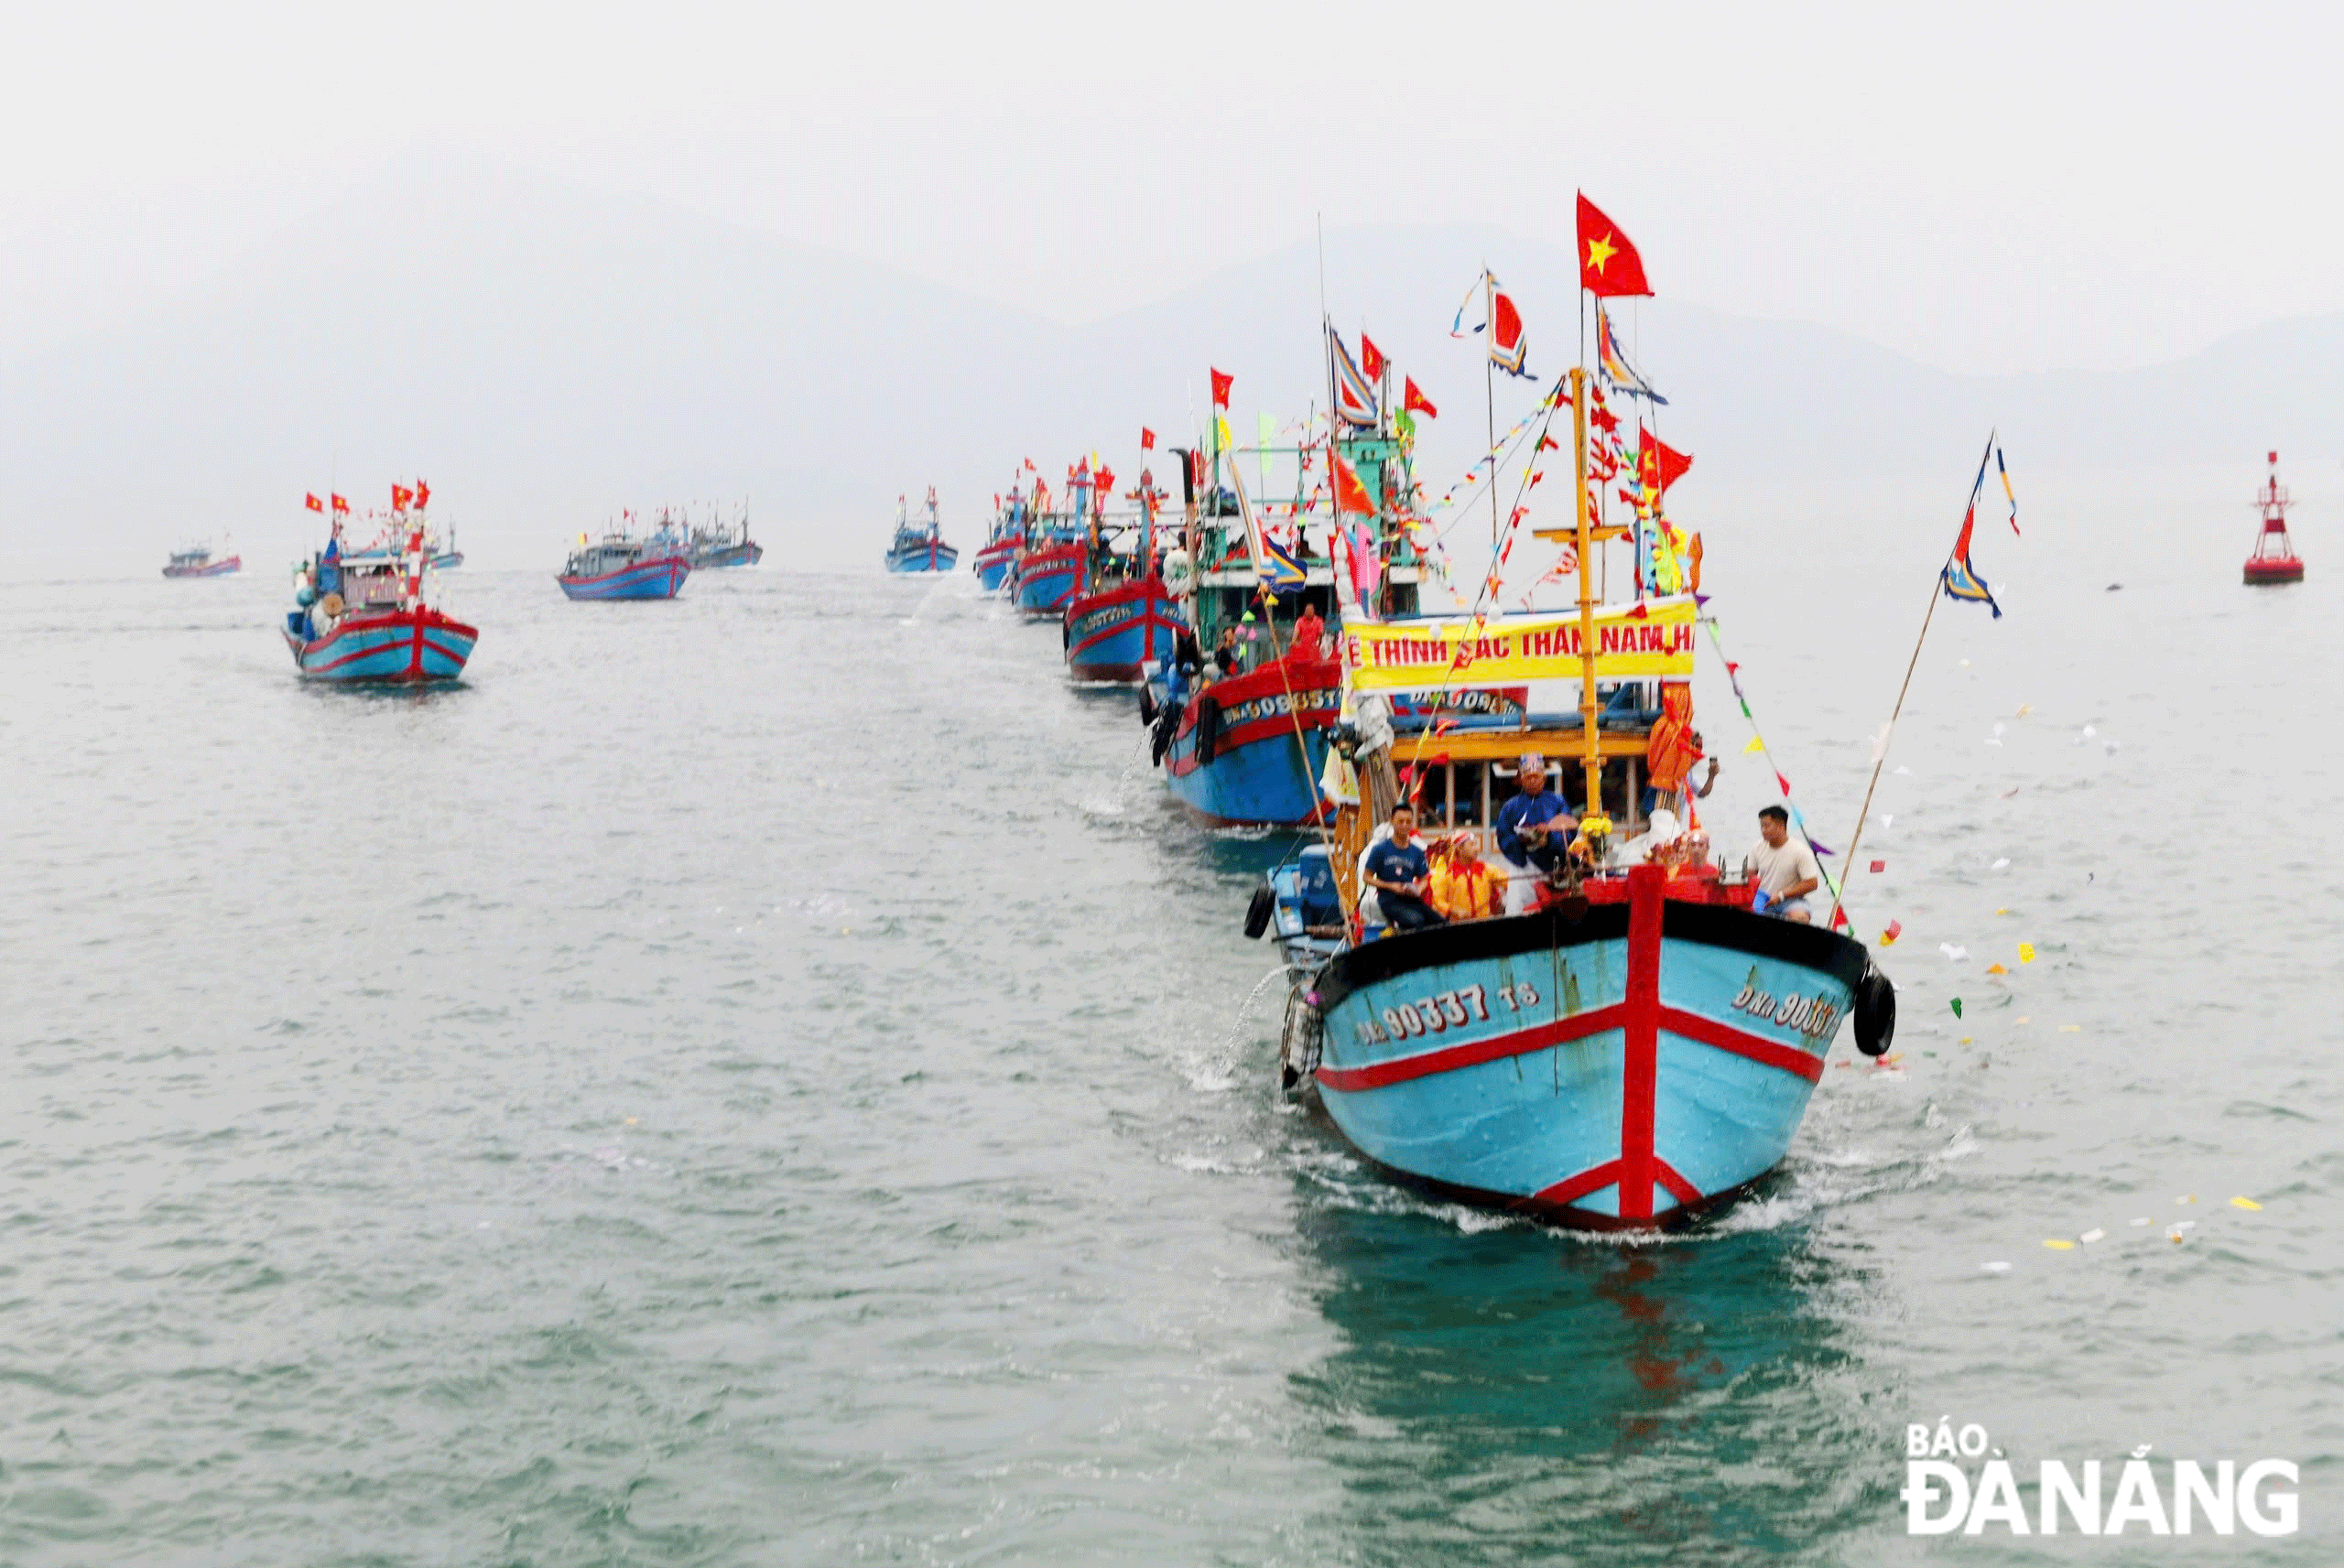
top-left (3, 480), bottom-right (2337, 1563)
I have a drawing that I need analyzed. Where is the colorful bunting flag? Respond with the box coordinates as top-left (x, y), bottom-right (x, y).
top-left (1329, 326), bottom-right (1380, 427)
top-left (1941, 435), bottom-right (2004, 618)
top-left (1596, 302), bottom-right (1666, 403)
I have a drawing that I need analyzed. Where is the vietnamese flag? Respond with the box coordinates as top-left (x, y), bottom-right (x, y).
top-left (1636, 427), bottom-right (1694, 492)
top-left (1332, 449), bottom-right (1373, 516)
top-left (1403, 377), bottom-right (1438, 418)
top-left (391, 483), bottom-right (414, 511)
top-left (330, 493), bottom-right (349, 514)
top-left (1210, 367), bottom-right (1232, 408)
top-left (1577, 192), bottom-right (1653, 297)
top-left (1140, 427), bottom-right (1156, 450)
top-left (305, 493), bottom-right (323, 513)
top-left (415, 478), bottom-right (430, 508)
top-left (1359, 333), bottom-right (1386, 382)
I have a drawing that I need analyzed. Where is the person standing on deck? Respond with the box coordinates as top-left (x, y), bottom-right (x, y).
top-left (1496, 753), bottom-right (1578, 914)
top-left (1291, 602), bottom-right (1326, 660)
top-left (1745, 805), bottom-right (1821, 923)
top-left (1362, 803), bottom-right (1446, 932)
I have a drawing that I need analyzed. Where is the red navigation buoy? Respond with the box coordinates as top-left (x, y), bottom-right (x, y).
top-left (2243, 450), bottom-right (2306, 585)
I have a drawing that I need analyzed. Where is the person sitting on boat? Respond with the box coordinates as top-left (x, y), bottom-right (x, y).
top-left (1362, 803), bottom-right (1445, 932)
top-left (1496, 752), bottom-right (1578, 914)
top-left (307, 590), bottom-right (342, 643)
top-left (1745, 805), bottom-right (1821, 923)
top-left (1429, 832), bottom-right (1504, 922)
top-left (1208, 625), bottom-right (1243, 681)
top-left (1291, 603), bottom-right (1327, 661)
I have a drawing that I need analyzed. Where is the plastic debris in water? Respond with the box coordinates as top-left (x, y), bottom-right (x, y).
top-left (1959, 1035), bottom-right (1972, 1044)
top-left (2083, 724), bottom-right (2097, 737)
top-left (1986, 963), bottom-right (2007, 975)
top-left (2016, 704), bottom-right (2034, 717)
top-left (1941, 943), bottom-right (1969, 962)
top-left (1870, 859), bottom-right (1885, 872)
top-left (2081, 1228), bottom-right (2106, 1244)
top-left (2000, 786), bottom-right (2021, 798)
top-left (1894, 766), bottom-right (1913, 776)
top-left (1881, 921), bottom-right (1904, 946)
top-left (2231, 1195), bottom-right (2263, 1211)
top-left (2018, 942), bottom-right (2035, 963)
top-left (1982, 1260), bottom-right (2013, 1273)
top-left (1883, 814), bottom-right (1894, 827)
top-left (1949, 998), bottom-right (1964, 1018)
top-left (2044, 1238), bottom-right (2076, 1250)
top-left (1991, 857), bottom-right (2011, 870)
top-left (1995, 907), bottom-right (2011, 915)
top-left (2176, 1195), bottom-right (2197, 1205)
top-left (2059, 1024), bottom-right (2081, 1033)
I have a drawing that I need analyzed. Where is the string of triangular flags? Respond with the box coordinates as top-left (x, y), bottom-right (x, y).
top-left (1702, 612), bottom-right (1850, 927)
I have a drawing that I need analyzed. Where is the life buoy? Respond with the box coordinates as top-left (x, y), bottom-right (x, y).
top-left (1854, 964), bottom-right (1896, 1056)
top-left (1243, 884), bottom-right (1276, 939)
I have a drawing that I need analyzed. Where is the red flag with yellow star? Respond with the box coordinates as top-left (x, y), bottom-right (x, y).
top-left (1577, 193), bottom-right (1651, 297)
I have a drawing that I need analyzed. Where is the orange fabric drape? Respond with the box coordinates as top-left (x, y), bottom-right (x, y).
top-left (1644, 681), bottom-right (1699, 793)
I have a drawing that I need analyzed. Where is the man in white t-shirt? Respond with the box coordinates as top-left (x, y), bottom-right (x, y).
top-left (1744, 805), bottom-right (1820, 923)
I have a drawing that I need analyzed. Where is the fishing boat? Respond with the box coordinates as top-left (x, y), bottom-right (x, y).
top-left (558, 532), bottom-right (690, 600)
top-left (284, 514), bottom-right (477, 683)
top-left (689, 504), bottom-right (763, 569)
top-left (2243, 450), bottom-right (2306, 584)
top-left (884, 489), bottom-right (959, 574)
top-left (1012, 466), bottom-right (1090, 616)
top-left (971, 488), bottom-right (1028, 592)
top-left (163, 541), bottom-right (240, 578)
top-left (432, 526), bottom-right (464, 570)
top-left (1142, 349), bottom-right (1432, 826)
top-left (1249, 269), bottom-right (1894, 1229)
top-left (1063, 468), bottom-right (1189, 682)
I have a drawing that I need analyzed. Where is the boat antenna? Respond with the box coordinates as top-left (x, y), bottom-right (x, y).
top-left (1826, 427), bottom-right (1997, 932)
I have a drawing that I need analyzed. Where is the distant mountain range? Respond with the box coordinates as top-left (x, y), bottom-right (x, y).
top-left (3, 157), bottom-right (2337, 572)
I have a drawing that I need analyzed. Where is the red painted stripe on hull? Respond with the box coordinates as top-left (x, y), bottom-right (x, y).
top-left (1619, 865), bottom-right (1665, 1221)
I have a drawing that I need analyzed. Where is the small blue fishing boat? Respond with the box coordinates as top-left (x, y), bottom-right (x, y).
top-left (1253, 359), bottom-right (1894, 1231)
top-left (689, 504), bottom-right (763, 570)
top-left (558, 534), bottom-right (690, 600)
top-left (884, 489), bottom-right (959, 574)
top-left (284, 520), bottom-right (477, 683)
top-left (163, 541), bottom-right (241, 578)
top-left (971, 488), bottom-right (1028, 592)
top-left (1061, 463), bottom-right (1190, 680)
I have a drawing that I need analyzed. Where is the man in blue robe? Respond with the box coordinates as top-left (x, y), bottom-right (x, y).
top-left (1496, 752), bottom-right (1578, 914)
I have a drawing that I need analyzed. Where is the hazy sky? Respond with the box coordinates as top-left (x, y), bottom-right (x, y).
top-left (6, 0), bottom-right (2341, 375)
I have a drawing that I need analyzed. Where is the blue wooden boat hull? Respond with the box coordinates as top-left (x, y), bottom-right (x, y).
top-left (1064, 580), bottom-right (1186, 682)
top-left (1153, 659), bottom-right (1341, 827)
top-left (1306, 867), bottom-right (1867, 1229)
top-left (1013, 551), bottom-right (1080, 615)
top-left (163, 555), bottom-right (241, 578)
top-left (557, 557), bottom-right (690, 600)
top-left (280, 608), bottom-right (478, 683)
top-left (972, 539), bottom-right (1019, 591)
top-left (885, 540), bottom-right (959, 573)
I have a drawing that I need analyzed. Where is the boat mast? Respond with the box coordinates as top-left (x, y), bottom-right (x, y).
top-left (1486, 265), bottom-right (1501, 551)
top-left (1570, 363), bottom-right (1602, 831)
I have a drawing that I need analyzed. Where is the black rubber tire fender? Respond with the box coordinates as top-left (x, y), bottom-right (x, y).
top-left (1853, 964), bottom-right (1896, 1056)
top-left (1243, 884), bottom-right (1276, 940)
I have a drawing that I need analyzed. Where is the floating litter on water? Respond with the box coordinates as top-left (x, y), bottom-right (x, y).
top-left (2231, 1195), bottom-right (2263, 1211)
top-left (2081, 1228), bottom-right (2106, 1244)
top-left (1870, 859), bottom-right (1886, 872)
top-left (1894, 766), bottom-right (1913, 776)
top-left (2058, 1024), bottom-right (2080, 1033)
top-left (1883, 813), bottom-right (1894, 827)
top-left (2000, 786), bottom-right (2020, 797)
top-left (2016, 1015), bottom-right (2031, 1024)
top-left (1991, 857), bottom-right (2010, 870)
top-left (1948, 998), bottom-right (1964, 1018)
top-left (2018, 942), bottom-right (2035, 963)
top-left (2083, 724), bottom-right (2097, 737)
top-left (2016, 704), bottom-right (2033, 717)
top-left (2176, 1195), bottom-right (2197, 1205)
top-left (1941, 943), bottom-right (1969, 961)
top-left (1982, 1260), bottom-right (2013, 1272)
top-left (1986, 963), bottom-right (2007, 975)
top-left (1995, 907), bottom-right (2010, 915)
top-left (1880, 921), bottom-right (1903, 946)
top-left (2044, 1238), bottom-right (2076, 1250)
top-left (1959, 1035), bottom-right (1972, 1044)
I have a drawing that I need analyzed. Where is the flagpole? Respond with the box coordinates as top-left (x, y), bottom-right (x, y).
top-left (1825, 427), bottom-right (1995, 931)
top-left (1484, 264), bottom-right (1500, 555)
